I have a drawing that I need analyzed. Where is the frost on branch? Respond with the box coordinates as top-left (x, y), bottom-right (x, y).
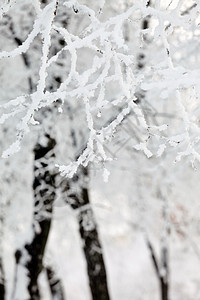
top-left (1, 0), bottom-right (200, 174)
top-left (0, 0), bottom-right (149, 173)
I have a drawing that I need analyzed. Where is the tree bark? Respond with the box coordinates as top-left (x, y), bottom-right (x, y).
top-left (79, 190), bottom-right (110, 300)
top-left (146, 237), bottom-right (169, 300)
top-left (160, 278), bottom-right (168, 300)
top-left (160, 245), bottom-right (168, 300)
top-left (25, 134), bottom-right (56, 299)
top-left (65, 167), bottom-right (110, 300)
top-left (46, 265), bottom-right (65, 300)
top-left (14, 133), bottom-right (57, 300)
top-left (0, 257), bottom-right (5, 300)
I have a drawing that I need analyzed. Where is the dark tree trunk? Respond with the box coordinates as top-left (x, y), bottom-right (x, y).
top-left (79, 190), bottom-right (110, 300)
top-left (14, 133), bottom-right (57, 300)
top-left (0, 198), bottom-right (6, 300)
top-left (146, 238), bottom-right (169, 300)
top-left (0, 257), bottom-right (5, 300)
top-left (46, 266), bottom-right (65, 300)
top-left (160, 278), bottom-right (168, 300)
top-left (160, 245), bottom-right (168, 300)
top-left (66, 167), bottom-right (110, 300)
top-left (25, 134), bottom-right (56, 299)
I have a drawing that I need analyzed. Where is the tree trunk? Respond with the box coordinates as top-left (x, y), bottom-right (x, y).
top-left (79, 190), bottom-right (110, 300)
top-left (160, 278), bottom-right (168, 300)
top-left (14, 133), bottom-right (57, 299)
top-left (160, 245), bottom-right (168, 300)
top-left (26, 134), bottom-right (56, 299)
top-left (46, 266), bottom-right (65, 300)
top-left (0, 257), bottom-right (5, 300)
top-left (66, 167), bottom-right (110, 300)
top-left (146, 236), bottom-right (169, 300)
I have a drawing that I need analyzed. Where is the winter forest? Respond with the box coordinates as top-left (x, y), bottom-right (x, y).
top-left (1, 0), bottom-right (200, 299)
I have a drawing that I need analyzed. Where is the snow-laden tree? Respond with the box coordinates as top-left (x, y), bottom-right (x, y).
top-left (1, 0), bottom-right (200, 300)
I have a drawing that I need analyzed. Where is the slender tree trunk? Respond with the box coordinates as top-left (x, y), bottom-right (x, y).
top-left (160, 210), bottom-right (169, 300)
top-left (0, 257), bottom-right (5, 300)
top-left (65, 166), bottom-right (110, 300)
top-left (14, 133), bottom-right (57, 299)
top-left (160, 278), bottom-right (168, 300)
top-left (146, 235), bottom-right (169, 300)
top-left (79, 189), bottom-right (109, 299)
top-left (46, 265), bottom-right (65, 300)
top-left (0, 185), bottom-right (6, 299)
top-left (26, 134), bottom-right (56, 299)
